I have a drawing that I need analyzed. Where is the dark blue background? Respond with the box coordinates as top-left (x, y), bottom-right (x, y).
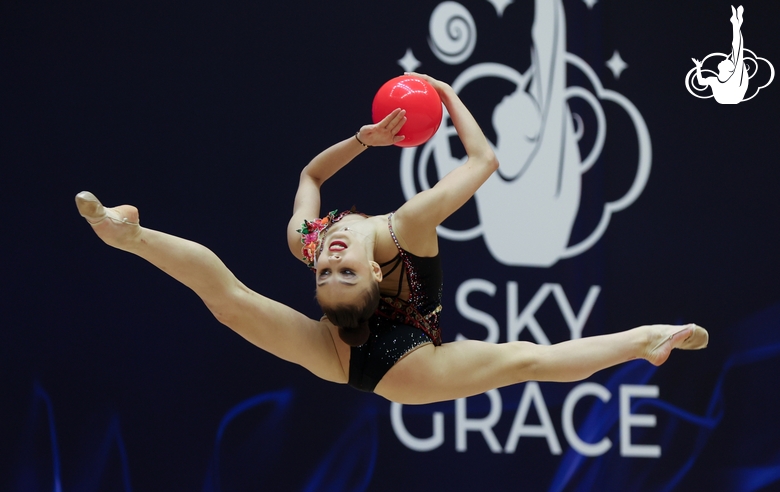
top-left (2, 0), bottom-right (779, 490)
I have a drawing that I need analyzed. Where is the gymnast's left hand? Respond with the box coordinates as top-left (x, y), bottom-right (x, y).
top-left (356, 108), bottom-right (407, 146)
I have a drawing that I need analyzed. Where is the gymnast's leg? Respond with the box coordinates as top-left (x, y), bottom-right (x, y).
top-left (375, 324), bottom-right (708, 404)
top-left (75, 192), bottom-right (347, 383)
top-left (730, 6), bottom-right (745, 68)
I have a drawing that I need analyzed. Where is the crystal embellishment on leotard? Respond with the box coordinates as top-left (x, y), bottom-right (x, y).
top-left (376, 297), bottom-right (442, 345)
top-left (344, 212), bottom-right (445, 392)
top-left (382, 213), bottom-right (443, 345)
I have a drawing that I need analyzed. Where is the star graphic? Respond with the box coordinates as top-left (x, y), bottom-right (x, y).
top-left (397, 48), bottom-right (421, 73)
top-left (606, 50), bottom-right (628, 79)
top-left (486, 0), bottom-right (514, 17)
top-left (582, 0), bottom-right (598, 9)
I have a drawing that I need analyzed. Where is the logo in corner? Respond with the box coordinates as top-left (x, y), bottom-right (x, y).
top-left (686, 5), bottom-right (774, 104)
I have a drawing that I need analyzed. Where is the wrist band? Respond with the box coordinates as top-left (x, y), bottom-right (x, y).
top-left (355, 132), bottom-right (372, 148)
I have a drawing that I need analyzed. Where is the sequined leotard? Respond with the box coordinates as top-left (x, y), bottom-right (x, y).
top-left (300, 210), bottom-right (443, 392)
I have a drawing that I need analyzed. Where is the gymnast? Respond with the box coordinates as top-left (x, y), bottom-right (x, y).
top-left (75, 73), bottom-right (708, 405)
top-left (692, 5), bottom-right (748, 104)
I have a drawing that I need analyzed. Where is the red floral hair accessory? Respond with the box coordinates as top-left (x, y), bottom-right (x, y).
top-left (298, 210), bottom-right (338, 270)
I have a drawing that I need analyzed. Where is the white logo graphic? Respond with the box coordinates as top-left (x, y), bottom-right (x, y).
top-left (686, 5), bottom-right (774, 104)
top-left (398, 0), bottom-right (651, 267)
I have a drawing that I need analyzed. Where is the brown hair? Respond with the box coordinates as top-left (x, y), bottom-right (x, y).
top-left (318, 281), bottom-right (381, 347)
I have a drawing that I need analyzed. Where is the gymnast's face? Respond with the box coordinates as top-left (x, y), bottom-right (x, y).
top-left (315, 230), bottom-right (382, 306)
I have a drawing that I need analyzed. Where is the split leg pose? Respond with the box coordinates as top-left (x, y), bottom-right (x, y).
top-left (76, 73), bottom-right (708, 405)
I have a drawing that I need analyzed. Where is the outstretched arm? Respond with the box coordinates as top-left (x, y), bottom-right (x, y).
top-left (692, 58), bottom-right (711, 87)
top-left (393, 73), bottom-right (498, 253)
top-left (286, 109), bottom-right (407, 260)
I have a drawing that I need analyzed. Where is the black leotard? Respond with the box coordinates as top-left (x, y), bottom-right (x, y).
top-left (348, 213), bottom-right (443, 392)
top-left (299, 210), bottom-right (443, 392)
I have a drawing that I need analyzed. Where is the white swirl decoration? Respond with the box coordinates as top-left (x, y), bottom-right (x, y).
top-left (428, 2), bottom-right (476, 65)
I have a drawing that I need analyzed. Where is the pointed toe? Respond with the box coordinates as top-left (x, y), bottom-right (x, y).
top-left (682, 325), bottom-right (709, 350)
top-left (76, 191), bottom-right (107, 224)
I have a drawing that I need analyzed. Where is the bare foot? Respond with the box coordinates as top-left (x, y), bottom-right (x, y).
top-left (731, 6), bottom-right (743, 27)
top-left (75, 191), bottom-right (141, 249)
top-left (644, 323), bottom-right (709, 366)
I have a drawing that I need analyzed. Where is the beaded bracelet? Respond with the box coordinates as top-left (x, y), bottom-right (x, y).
top-left (355, 132), bottom-right (372, 148)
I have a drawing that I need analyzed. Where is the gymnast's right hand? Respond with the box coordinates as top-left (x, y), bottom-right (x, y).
top-left (356, 108), bottom-right (407, 147)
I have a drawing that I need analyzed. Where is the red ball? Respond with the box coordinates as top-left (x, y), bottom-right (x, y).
top-left (372, 75), bottom-right (443, 148)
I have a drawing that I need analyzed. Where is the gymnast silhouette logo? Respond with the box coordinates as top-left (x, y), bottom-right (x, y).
top-left (396, 0), bottom-right (650, 267)
top-left (685, 5), bottom-right (774, 104)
